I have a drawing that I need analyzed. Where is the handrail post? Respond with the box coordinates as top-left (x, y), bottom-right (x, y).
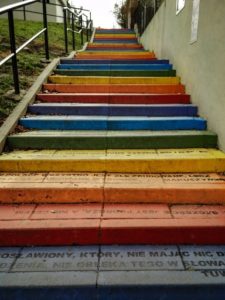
top-left (8, 10), bottom-right (20, 94)
top-left (71, 13), bottom-right (75, 50)
top-left (80, 15), bottom-right (83, 45)
top-left (63, 8), bottom-right (68, 54)
top-left (42, 0), bottom-right (49, 60)
top-left (86, 19), bottom-right (89, 41)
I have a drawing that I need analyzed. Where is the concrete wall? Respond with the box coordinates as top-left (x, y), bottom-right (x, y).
top-left (0, 0), bottom-right (63, 23)
top-left (141, 0), bottom-right (225, 151)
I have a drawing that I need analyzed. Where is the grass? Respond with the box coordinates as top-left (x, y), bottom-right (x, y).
top-left (0, 18), bottom-right (85, 121)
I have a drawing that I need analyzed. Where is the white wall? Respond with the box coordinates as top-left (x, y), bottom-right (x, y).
top-left (141, 0), bottom-right (225, 151)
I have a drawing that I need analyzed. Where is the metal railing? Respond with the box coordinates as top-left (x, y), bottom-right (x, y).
top-left (0, 0), bottom-right (92, 94)
top-left (132, 0), bottom-right (164, 34)
top-left (63, 7), bottom-right (92, 54)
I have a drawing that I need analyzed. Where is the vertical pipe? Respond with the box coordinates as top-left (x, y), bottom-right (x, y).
top-left (71, 13), bottom-right (75, 50)
top-left (42, 0), bottom-right (49, 60)
top-left (63, 8), bottom-right (68, 54)
top-left (8, 10), bottom-right (20, 94)
top-left (80, 15), bottom-right (83, 45)
top-left (86, 19), bottom-right (89, 41)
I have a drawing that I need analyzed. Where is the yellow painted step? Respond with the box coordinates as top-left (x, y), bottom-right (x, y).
top-left (48, 76), bottom-right (180, 85)
top-left (0, 149), bottom-right (225, 173)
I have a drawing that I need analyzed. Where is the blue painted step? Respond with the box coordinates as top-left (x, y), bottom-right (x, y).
top-left (19, 116), bottom-right (206, 130)
top-left (57, 64), bottom-right (173, 71)
top-left (60, 59), bottom-right (170, 65)
top-left (1, 245), bottom-right (225, 300)
top-left (28, 104), bottom-right (198, 117)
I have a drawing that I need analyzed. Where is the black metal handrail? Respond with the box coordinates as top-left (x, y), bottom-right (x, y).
top-left (0, 0), bottom-right (93, 94)
top-left (63, 7), bottom-right (92, 54)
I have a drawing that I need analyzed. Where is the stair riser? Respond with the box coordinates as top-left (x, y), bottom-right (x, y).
top-left (87, 46), bottom-right (143, 50)
top-left (57, 64), bottom-right (173, 71)
top-left (93, 40), bottom-right (139, 43)
top-left (42, 85), bottom-right (186, 95)
top-left (1, 173), bottom-right (224, 204)
top-left (7, 135), bottom-right (216, 150)
top-left (28, 105), bottom-right (196, 116)
top-left (1, 225), bottom-right (225, 246)
top-left (1, 283), bottom-right (224, 299)
top-left (60, 59), bottom-right (170, 64)
top-left (85, 49), bottom-right (147, 52)
top-left (54, 70), bottom-right (176, 77)
top-left (1, 187), bottom-right (225, 204)
top-left (76, 56), bottom-right (155, 60)
top-left (19, 119), bottom-right (206, 131)
top-left (48, 76), bottom-right (180, 85)
top-left (95, 34), bottom-right (136, 37)
top-left (94, 38), bottom-right (137, 40)
top-left (1, 158), bottom-right (224, 173)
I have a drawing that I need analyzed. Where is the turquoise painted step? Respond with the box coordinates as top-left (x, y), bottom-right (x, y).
top-left (7, 130), bottom-right (217, 150)
top-left (54, 69), bottom-right (176, 77)
top-left (57, 64), bottom-right (173, 71)
top-left (19, 116), bottom-right (206, 130)
top-left (28, 103), bottom-right (197, 117)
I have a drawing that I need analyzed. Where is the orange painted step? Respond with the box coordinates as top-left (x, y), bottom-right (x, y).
top-left (1, 203), bottom-right (225, 245)
top-left (1, 173), bottom-right (225, 204)
top-left (75, 55), bottom-right (155, 60)
top-left (42, 84), bottom-right (186, 94)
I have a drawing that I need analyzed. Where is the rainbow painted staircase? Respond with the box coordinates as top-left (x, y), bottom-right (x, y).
top-left (1, 28), bottom-right (225, 299)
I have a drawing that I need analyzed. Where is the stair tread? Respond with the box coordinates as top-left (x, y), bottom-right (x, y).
top-left (20, 116), bottom-right (203, 120)
top-left (0, 149), bottom-right (225, 173)
top-left (31, 102), bottom-right (194, 107)
top-left (0, 173), bottom-right (225, 204)
top-left (48, 75), bottom-right (180, 84)
top-left (1, 244), bottom-right (225, 295)
top-left (0, 204), bottom-right (225, 246)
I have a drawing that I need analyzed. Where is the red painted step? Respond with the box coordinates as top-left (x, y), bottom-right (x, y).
top-left (37, 93), bottom-right (190, 104)
top-left (0, 204), bottom-right (225, 246)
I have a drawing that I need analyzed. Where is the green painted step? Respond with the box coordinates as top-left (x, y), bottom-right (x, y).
top-left (54, 69), bottom-right (176, 77)
top-left (7, 130), bottom-right (217, 150)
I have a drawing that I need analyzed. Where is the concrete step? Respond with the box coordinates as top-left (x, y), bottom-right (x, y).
top-left (42, 84), bottom-right (186, 94)
top-left (84, 49), bottom-right (147, 52)
top-left (1, 172), bottom-right (225, 204)
top-left (76, 54), bottom-right (155, 59)
top-left (0, 204), bottom-right (225, 246)
top-left (95, 34), bottom-right (137, 38)
top-left (87, 44), bottom-right (143, 49)
top-left (0, 149), bottom-right (225, 173)
top-left (48, 76), bottom-right (180, 85)
top-left (93, 39), bottom-right (139, 43)
top-left (77, 51), bottom-right (152, 55)
top-left (60, 59), bottom-right (170, 64)
top-left (28, 103), bottom-right (196, 116)
top-left (57, 64), bottom-right (173, 70)
top-left (96, 29), bottom-right (135, 33)
top-left (18, 116), bottom-right (206, 131)
top-left (7, 130), bottom-right (216, 150)
top-left (54, 69), bottom-right (176, 77)
top-left (1, 244), bottom-right (225, 299)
